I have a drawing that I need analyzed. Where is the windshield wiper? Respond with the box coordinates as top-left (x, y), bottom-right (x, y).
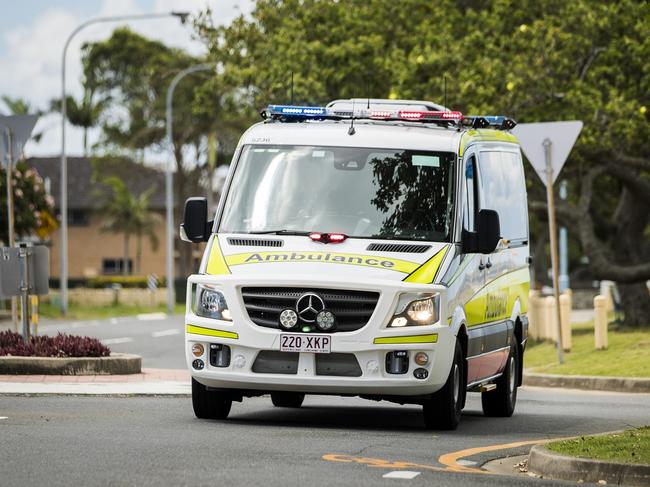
top-left (369, 234), bottom-right (430, 241)
top-left (248, 230), bottom-right (311, 236)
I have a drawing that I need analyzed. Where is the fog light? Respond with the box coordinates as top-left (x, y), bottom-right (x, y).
top-left (192, 359), bottom-right (204, 370)
top-left (191, 343), bottom-right (204, 357)
top-left (413, 367), bottom-right (428, 380)
top-left (414, 352), bottom-right (429, 366)
top-left (233, 355), bottom-right (246, 369)
top-left (315, 310), bottom-right (336, 331)
top-left (279, 309), bottom-right (298, 330)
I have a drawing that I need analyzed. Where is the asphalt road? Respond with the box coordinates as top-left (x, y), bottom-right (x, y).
top-left (36, 313), bottom-right (186, 369)
top-left (1, 388), bottom-right (649, 486)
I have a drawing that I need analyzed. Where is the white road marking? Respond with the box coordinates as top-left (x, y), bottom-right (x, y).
top-left (110, 318), bottom-right (118, 324)
top-left (137, 312), bottom-right (167, 321)
top-left (0, 416), bottom-right (8, 420)
top-left (151, 329), bottom-right (180, 338)
top-left (102, 337), bottom-right (134, 345)
top-left (456, 459), bottom-right (478, 467)
top-left (382, 471), bottom-right (421, 480)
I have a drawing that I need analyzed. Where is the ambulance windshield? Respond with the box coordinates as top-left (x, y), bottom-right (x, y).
top-left (219, 145), bottom-right (456, 242)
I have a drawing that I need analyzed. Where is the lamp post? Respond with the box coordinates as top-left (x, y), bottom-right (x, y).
top-left (59, 11), bottom-right (189, 314)
top-left (165, 63), bottom-right (216, 314)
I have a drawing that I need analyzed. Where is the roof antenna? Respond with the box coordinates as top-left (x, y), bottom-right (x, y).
top-left (348, 98), bottom-right (356, 135)
top-left (290, 71), bottom-right (294, 105)
top-left (443, 75), bottom-right (447, 110)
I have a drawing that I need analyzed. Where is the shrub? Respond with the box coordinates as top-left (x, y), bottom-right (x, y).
top-left (86, 276), bottom-right (166, 289)
top-left (0, 331), bottom-right (110, 358)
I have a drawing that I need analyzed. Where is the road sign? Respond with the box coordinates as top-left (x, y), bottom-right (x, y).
top-left (512, 120), bottom-right (583, 365)
top-left (0, 115), bottom-right (39, 166)
top-left (148, 273), bottom-right (159, 291)
top-left (512, 121), bottom-right (583, 185)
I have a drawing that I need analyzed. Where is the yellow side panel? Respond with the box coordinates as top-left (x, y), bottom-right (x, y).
top-left (464, 267), bottom-right (530, 326)
top-left (206, 239), bottom-right (231, 275)
top-left (403, 246), bottom-right (450, 284)
top-left (459, 129), bottom-right (518, 156)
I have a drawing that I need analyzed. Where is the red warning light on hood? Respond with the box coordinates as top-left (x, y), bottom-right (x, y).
top-left (309, 232), bottom-right (347, 244)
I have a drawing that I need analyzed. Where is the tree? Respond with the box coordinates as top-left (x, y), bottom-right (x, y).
top-left (51, 89), bottom-right (107, 156)
top-left (0, 163), bottom-right (57, 245)
top-left (80, 28), bottom-right (240, 278)
top-left (196, 0), bottom-right (650, 326)
top-left (96, 176), bottom-right (159, 276)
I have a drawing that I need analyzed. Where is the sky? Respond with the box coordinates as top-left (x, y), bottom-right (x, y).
top-left (0, 0), bottom-right (253, 158)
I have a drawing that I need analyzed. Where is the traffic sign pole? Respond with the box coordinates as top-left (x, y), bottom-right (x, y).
top-left (543, 139), bottom-right (564, 364)
top-left (3, 128), bottom-right (18, 331)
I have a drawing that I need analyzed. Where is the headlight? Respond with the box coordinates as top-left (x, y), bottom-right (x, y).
top-left (389, 293), bottom-right (440, 327)
top-left (195, 284), bottom-right (231, 321)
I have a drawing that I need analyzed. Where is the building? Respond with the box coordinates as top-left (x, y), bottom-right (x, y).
top-left (26, 156), bottom-right (176, 280)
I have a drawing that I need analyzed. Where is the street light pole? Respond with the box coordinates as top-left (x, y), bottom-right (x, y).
top-left (60, 11), bottom-right (189, 314)
top-left (165, 63), bottom-right (216, 314)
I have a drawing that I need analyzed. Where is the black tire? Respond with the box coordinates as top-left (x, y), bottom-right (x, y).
top-left (192, 378), bottom-right (232, 420)
top-left (481, 340), bottom-right (519, 417)
top-left (422, 340), bottom-right (465, 430)
top-left (271, 392), bottom-right (305, 408)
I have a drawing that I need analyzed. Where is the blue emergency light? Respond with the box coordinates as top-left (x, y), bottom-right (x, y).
top-left (267, 105), bottom-right (327, 117)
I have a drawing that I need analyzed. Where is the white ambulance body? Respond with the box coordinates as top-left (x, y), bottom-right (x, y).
top-left (182, 99), bottom-right (530, 429)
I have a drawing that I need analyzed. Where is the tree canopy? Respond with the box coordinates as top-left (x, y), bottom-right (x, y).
top-left (194, 0), bottom-right (649, 325)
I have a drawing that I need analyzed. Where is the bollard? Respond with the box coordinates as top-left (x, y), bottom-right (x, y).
top-left (528, 290), bottom-right (540, 340)
top-left (594, 295), bottom-right (608, 350)
top-left (559, 293), bottom-right (571, 352)
top-left (544, 296), bottom-right (556, 341)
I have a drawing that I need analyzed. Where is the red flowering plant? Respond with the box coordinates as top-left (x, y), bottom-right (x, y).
top-left (0, 331), bottom-right (110, 358)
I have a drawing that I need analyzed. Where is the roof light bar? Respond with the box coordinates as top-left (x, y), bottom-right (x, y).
top-left (397, 110), bottom-right (464, 121)
top-left (465, 115), bottom-right (517, 130)
top-left (267, 105), bottom-right (327, 118)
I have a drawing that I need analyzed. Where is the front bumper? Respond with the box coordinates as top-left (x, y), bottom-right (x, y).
top-left (185, 274), bottom-right (455, 396)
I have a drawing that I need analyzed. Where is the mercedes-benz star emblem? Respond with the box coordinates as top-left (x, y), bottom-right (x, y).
top-left (296, 293), bottom-right (325, 323)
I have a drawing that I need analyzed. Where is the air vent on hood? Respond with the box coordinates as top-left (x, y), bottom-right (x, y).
top-left (366, 243), bottom-right (431, 253)
top-left (227, 238), bottom-right (283, 247)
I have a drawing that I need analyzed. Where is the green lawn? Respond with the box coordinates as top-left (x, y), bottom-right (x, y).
top-left (525, 322), bottom-right (650, 377)
top-left (547, 427), bottom-right (650, 465)
top-left (38, 301), bottom-right (185, 320)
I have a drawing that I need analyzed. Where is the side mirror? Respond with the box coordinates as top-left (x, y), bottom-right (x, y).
top-left (462, 209), bottom-right (501, 254)
top-left (180, 197), bottom-right (212, 243)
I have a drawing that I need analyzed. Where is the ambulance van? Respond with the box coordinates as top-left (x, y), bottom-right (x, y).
top-left (181, 99), bottom-right (530, 430)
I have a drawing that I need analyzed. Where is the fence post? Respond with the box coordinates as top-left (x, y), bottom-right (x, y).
top-left (528, 290), bottom-right (539, 340)
top-left (559, 292), bottom-right (571, 352)
top-left (594, 295), bottom-right (608, 350)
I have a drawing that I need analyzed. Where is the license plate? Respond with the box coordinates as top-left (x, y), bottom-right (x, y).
top-left (280, 334), bottom-right (331, 353)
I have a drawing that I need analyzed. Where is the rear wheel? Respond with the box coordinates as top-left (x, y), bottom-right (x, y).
top-left (422, 340), bottom-right (465, 430)
top-left (192, 378), bottom-right (232, 420)
top-left (481, 340), bottom-right (519, 417)
top-left (271, 392), bottom-right (305, 408)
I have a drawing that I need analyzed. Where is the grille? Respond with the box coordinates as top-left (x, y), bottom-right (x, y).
top-left (366, 243), bottom-right (431, 253)
top-left (241, 287), bottom-right (379, 333)
top-left (227, 238), bottom-right (283, 247)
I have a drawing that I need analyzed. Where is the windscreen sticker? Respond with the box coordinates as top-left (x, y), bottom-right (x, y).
top-left (223, 251), bottom-right (420, 274)
top-left (412, 155), bottom-right (440, 167)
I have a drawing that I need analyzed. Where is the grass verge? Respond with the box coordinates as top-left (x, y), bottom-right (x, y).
top-left (525, 322), bottom-right (650, 377)
top-left (546, 427), bottom-right (650, 465)
top-left (38, 302), bottom-right (185, 320)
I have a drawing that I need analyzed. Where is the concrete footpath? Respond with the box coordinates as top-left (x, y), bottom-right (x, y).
top-left (0, 368), bottom-right (190, 395)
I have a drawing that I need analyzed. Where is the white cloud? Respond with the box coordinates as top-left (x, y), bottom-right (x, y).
top-left (0, 0), bottom-right (253, 157)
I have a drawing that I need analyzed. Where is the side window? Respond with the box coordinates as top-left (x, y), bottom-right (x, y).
top-left (477, 151), bottom-right (527, 241)
top-left (463, 155), bottom-right (477, 232)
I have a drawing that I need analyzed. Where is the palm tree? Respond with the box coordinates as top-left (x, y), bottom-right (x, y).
top-left (0, 95), bottom-right (46, 145)
top-left (50, 87), bottom-right (106, 156)
top-left (98, 177), bottom-right (159, 276)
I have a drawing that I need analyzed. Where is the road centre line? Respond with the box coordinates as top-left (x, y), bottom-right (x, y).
top-left (0, 416), bottom-right (8, 420)
top-left (382, 471), bottom-right (421, 479)
top-left (138, 313), bottom-right (167, 321)
top-left (102, 337), bottom-right (134, 345)
top-left (151, 329), bottom-right (181, 338)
